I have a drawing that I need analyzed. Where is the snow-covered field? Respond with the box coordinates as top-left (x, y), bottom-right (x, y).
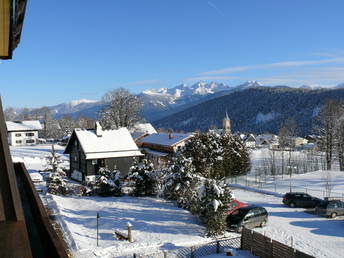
top-left (10, 145), bottom-right (344, 257)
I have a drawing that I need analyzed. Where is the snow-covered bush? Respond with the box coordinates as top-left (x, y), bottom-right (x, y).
top-left (127, 159), bottom-right (157, 196)
top-left (95, 166), bottom-right (123, 197)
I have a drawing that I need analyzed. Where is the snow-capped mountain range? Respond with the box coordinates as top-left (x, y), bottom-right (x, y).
top-left (9, 80), bottom-right (344, 122)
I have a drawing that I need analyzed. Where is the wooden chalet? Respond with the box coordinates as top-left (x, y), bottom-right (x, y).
top-left (137, 132), bottom-right (193, 162)
top-left (64, 122), bottom-right (143, 181)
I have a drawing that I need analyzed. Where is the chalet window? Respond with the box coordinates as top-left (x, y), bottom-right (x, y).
top-left (26, 140), bottom-right (35, 143)
top-left (16, 140), bottom-right (22, 143)
top-left (15, 133), bottom-right (21, 137)
top-left (26, 132), bottom-right (34, 136)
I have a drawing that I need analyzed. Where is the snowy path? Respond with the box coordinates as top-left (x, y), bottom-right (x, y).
top-left (232, 188), bottom-right (344, 258)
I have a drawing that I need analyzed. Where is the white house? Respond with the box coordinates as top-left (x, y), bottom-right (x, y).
top-left (243, 134), bottom-right (256, 148)
top-left (256, 134), bottom-right (279, 149)
top-left (6, 120), bottom-right (42, 146)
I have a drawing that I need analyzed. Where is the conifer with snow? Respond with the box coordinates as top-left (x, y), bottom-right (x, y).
top-left (182, 131), bottom-right (250, 180)
top-left (45, 145), bottom-right (71, 195)
top-left (95, 166), bottom-right (123, 197)
top-left (196, 179), bottom-right (233, 236)
top-left (162, 156), bottom-right (199, 209)
top-left (127, 159), bottom-right (157, 196)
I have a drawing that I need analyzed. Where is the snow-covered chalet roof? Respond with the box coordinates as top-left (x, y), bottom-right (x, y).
top-left (6, 120), bottom-right (42, 132)
top-left (138, 133), bottom-right (193, 147)
top-left (142, 148), bottom-right (169, 157)
top-left (130, 123), bottom-right (157, 134)
top-left (65, 126), bottom-right (143, 159)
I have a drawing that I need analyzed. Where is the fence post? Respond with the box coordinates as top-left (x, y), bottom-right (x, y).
top-left (191, 246), bottom-right (195, 258)
top-left (250, 230), bottom-right (253, 254)
top-left (164, 250), bottom-right (167, 258)
top-left (216, 240), bottom-right (220, 253)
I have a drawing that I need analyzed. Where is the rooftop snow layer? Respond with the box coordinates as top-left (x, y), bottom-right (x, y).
top-left (6, 120), bottom-right (42, 131)
top-left (75, 127), bottom-right (143, 158)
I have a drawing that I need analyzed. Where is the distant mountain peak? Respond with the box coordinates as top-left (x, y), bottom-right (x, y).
top-left (335, 82), bottom-right (344, 89)
top-left (238, 80), bottom-right (263, 88)
top-left (69, 99), bottom-right (97, 107)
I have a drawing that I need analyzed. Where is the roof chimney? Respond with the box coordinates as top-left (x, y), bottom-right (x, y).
top-left (95, 122), bottom-right (103, 137)
top-left (169, 133), bottom-right (173, 139)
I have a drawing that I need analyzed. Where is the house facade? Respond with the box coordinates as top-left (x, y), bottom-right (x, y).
top-left (64, 123), bottom-right (143, 181)
top-left (6, 120), bottom-right (42, 146)
top-left (137, 133), bottom-right (193, 163)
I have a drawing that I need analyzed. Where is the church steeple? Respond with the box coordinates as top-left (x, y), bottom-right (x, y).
top-left (222, 111), bottom-right (231, 135)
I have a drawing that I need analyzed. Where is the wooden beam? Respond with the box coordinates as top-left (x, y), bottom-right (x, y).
top-left (0, 96), bottom-right (25, 221)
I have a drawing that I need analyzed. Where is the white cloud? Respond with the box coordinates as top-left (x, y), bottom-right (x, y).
top-left (256, 67), bottom-right (344, 86)
top-left (199, 57), bottom-right (344, 76)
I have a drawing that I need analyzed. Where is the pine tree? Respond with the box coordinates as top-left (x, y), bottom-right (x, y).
top-left (44, 145), bottom-right (64, 172)
top-left (127, 159), bottom-right (157, 196)
top-left (162, 156), bottom-right (199, 209)
top-left (197, 179), bottom-right (233, 236)
top-left (182, 131), bottom-right (250, 180)
top-left (95, 166), bottom-right (123, 197)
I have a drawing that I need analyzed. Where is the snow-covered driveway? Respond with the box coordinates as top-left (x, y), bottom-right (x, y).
top-left (232, 188), bottom-right (344, 258)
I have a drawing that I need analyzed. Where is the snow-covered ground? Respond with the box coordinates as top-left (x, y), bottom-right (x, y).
top-left (9, 145), bottom-right (344, 257)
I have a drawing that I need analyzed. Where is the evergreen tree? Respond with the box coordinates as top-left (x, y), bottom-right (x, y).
top-left (95, 166), bottom-right (123, 197)
top-left (162, 156), bottom-right (199, 209)
top-left (44, 145), bottom-right (64, 172)
top-left (197, 179), bottom-right (233, 236)
top-left (182, 131), bottom-right (250, 180)
top-left (45, 145), bottom-right (71, 195)
top-left (127, 159), bottom-right (157, 196)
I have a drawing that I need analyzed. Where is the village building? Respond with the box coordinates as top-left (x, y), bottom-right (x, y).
top-left (221, 111), bottom-right (231, 135)
top-left (256, 133), bottom-right (279, 149)
top-left (130, 123), bottom-right (157, 142)
top-left (64, 122), bottom-right (143, 181)
top-left (243, 134), bottom-right (256, 148)
top-left (137, 132), bottom-right (193, 162)
top-left (6, 120), bottom-right (42, 146)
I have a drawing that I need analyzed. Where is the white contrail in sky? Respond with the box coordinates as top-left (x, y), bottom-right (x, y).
top-left (206, 0), bottom-right (225, 15)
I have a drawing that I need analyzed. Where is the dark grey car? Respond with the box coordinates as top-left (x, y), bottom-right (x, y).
top-left (315, 200), bottom-right (344, 218)
top-left (282, 192), bottom-right (323, 208)
top-left (226, 206), bottom-right (268, 233)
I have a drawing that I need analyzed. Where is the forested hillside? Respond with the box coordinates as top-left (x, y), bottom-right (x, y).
top-left (152, 87), bottom-right (344, 135)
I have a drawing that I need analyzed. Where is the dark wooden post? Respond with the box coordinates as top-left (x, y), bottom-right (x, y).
top-left (0, 97), bottom-right (25, 221)
top-left (97, 213), bottom-right (100, 246)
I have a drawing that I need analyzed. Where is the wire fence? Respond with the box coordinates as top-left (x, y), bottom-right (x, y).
top-left (229, 173), bottom-right (344, 199)
top-left (134, 237), bottom-right (241, 258)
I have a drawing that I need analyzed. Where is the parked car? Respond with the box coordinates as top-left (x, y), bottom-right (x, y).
top-left (226, 206), bottom-right (268, 233)
top-left (227, 200), bottom-right (248, 215)
top-left (315, 199), bottom-right (344, 218)
top-left (282, 192), bottom-right (323, 208)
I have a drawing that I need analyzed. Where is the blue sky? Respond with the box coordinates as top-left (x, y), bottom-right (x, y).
top-left (1, 0), bottom-right (344, 108)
